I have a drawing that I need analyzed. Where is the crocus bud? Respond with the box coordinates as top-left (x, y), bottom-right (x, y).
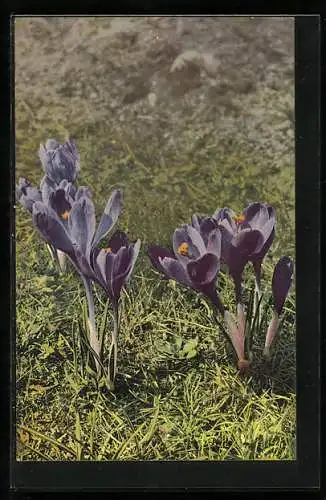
top-left (272, 256), bottom-right (294, 315)
top-left (264, 256), bottom-right (294, 356)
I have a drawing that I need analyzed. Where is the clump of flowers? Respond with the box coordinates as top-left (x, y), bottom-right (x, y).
top-left (16, 138), bottom-right (81, 272)
top-left (16, 138), bottom-right (140, 390)
top-left (148, 202), bottom-right (294, 373)
top-left (17, 138), bottom-right (295, 388)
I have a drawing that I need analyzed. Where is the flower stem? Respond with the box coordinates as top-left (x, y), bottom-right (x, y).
top-left (108, 303), bottom-right (119, 390)
top-left (81, 275), bottom-right (101, 375)
top-left (57, 250), bottom-right (67, 272)
top-left (253, 261), bottom-right (262, 322)
top-left (264, 310), bottom-right (280, 357)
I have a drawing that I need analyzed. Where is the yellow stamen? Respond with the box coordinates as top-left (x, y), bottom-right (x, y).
top-left (233, 214), bottom-right (246, 224)
top-left (177, 242), bottom-right (189, 257)
top-left (61, 210), bottom-right (70, 221)
top-left (103, 247), bottom-right (112, 253)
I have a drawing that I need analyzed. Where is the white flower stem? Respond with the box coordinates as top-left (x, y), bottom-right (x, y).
top-left (253, 278), bottom-right (262, 322)
top-left (81, 276), bottom-right (101, 375)
top-left (237, 302), bottom-right (246, 337)
top-left (224, 310), bottom-right (245, 362)
top-left (57, 250), bottom-right (67, 272)
top-left (263, 311), bottom-right (280, 357)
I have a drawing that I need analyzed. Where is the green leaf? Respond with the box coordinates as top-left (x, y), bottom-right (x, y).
top-left (185, 349), bottom-right (197, 359)
top-left (182, 337), bottom-right (198, 354)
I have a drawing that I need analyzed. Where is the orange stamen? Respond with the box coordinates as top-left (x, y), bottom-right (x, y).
top-left (177, 242), bottom-right (189, 256)
top-left (61, 210), bottom-right (70, 221)
top-left (233, 214), bottom-right (246, 224)
top-left (103, 247), bottom-right (112, 253)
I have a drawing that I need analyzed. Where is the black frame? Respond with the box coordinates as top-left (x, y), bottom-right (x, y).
top-left (7, 14), bottom-right (320, 492)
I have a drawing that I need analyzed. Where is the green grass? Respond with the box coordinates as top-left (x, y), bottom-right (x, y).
top-left (15, 124), bottom-right (296, 461)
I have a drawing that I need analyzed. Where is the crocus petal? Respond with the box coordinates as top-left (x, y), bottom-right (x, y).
top-left (93, 248), bottom-right (113, 288)
top-left (191, 214), bottom-right (203, 232)
top-left (212, 207), bottom-right (231, 222)
top-left (218, 217), bottom-right (236, 242)
top-left (48, 189), bottom-right (72, 219)
top-left (187, 253), bottom-right (219, 287)
top-left (198, 217), bottom-right (218, 246)
top-left (16, 178), bottom-right (42, 213)
top-left (147, 244), bottom-right (175, 274)
top-left (244, 202), bottom-right (266, 223)
top-left (92, 189), bottom-right (122, 249)
top-left (68, 196), bottom-right (96, 260)
top-left (251, 227), bottom-right (275, 263)
top-left (221, 228), bottom-right (263, 278)
top-left (40, 175), bottom-right (56, 205)
top-left (107, 230), bottom-right (129, 253)
top-left (32, 202), bottom-right (74, 253)
top-left (272, 256), bottom-right (294, 314)
top-left (232, 228), bottom-right (264, 257)
top-left (159, 256), bottom-right (191, 287)
top-left (213, 207), bottom-right (237, 232)
top-left (75, 186), bottom-right (92, 201)
top-left (244, 202), bottom-right (275, 256)
top-left (60, 180), bottom-right (77, 202)
top-left (185, 225), bottom-right (208, 255)
top-left (125, 239), bottom-right (141, 282)
top-left (70, 244), bottom-right (95, 279)
top-left (21, 188), bottom-right (42, 212)
top-left (111, 246), bottom-right (134, 300)
top-left (207, 228), bottom-right (222, 259)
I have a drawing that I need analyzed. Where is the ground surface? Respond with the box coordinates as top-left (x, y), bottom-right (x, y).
top-left (15, 16), bottom-right (295, 461)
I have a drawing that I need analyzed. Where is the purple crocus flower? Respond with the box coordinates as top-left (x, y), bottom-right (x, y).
top-left (148, 223), bottom-right (223, 311)
top-left (264, 256), bottom-right (294, 355)
top-left (32, 189), bottom-right (123, 373)
top-left (39, 138), bottom-right (80, 184)
top-left (16, 178), bottom-right (42, 213)
top-left (32, 189), bottom-right (122, 280)
top-left (92, 230), bottom-right (141, 307)
top-left (148, 222), bottom-right (251, 372)
top-left (92, 230), bottom-right (141, 388)
top-left (213, 202), bottom-right (275, 295)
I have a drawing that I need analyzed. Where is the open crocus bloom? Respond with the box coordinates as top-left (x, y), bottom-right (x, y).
top-left (92, 230), bottom-right (141, 306)
top-left (39, 138), bottom-right (80, 185)
top-left (40, 176), bottom-right (91, 221)
top-left (148, 223), bottom-right (223, 310)
top-left (213, 202), bottom-right (275, 298)
top-left (32, 189), bottom-right (123, 279)
top-left (264, 256), bottom-right (294, 355)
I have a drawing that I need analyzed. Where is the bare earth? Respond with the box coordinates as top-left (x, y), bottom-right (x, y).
top-left (15, 16), bottom-right (294, 167)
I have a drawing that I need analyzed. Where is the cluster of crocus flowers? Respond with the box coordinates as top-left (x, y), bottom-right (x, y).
top-left (148, 202), bottom-right (294, 372)
top-left (16, 138), bottom-right (141, 389)
top-left (16, 138), bottom-right (81, 272)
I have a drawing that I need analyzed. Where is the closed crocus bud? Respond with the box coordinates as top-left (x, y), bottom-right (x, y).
top-left (39, 138), bottom-right (80, 184)
top-left (264, 256), bottom-right (294, 356)
top-left (272, 256), bottom-right (294, 316)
